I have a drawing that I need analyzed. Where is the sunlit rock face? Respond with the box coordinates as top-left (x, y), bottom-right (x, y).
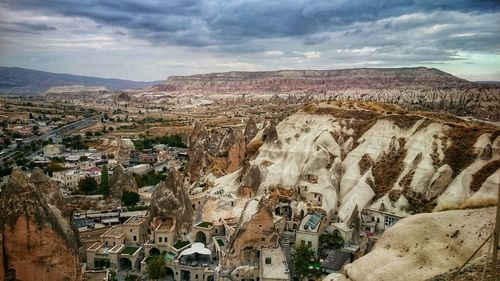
top-left (0, 169), bottom-right (80, 281)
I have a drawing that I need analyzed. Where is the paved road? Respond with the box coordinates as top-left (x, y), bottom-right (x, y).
top-left (0, 114), bottom-right (102, 163)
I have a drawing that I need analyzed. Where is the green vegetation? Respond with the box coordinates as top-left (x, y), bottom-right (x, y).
top-left (146, 255), bottom-right (166, 281)
top-left (319, 232), bottom-right (344, 249)
top-left (121, 191), bottom-right (140, 206)
top-left (197, 221), bottom-right (214, 228)
top-left (132, 138), bottom-right (153, 150)
top-left (0, 166), bottom-right (12, 177)
top-left (217, 239), bottom-right (225, 246)
top-left (158, 134), bottom-right (186, 148)
top-left (165, 252), bottom-right (176, 261)
top-left (133, 171), bottom-right (166, 187)
top-left (62, 135), bottom-right (88, 150)
top-left (98, 165), bottom-right (110, 196)
top-left (133, 134), bottom-right (186, 150)
top-left (173, 241), bottom-right (190, 250)
top-left (78, 176), bottom-right (98, 195)
top-left (122, 246), bottom-right (139, 255)
top-left (124, 274), bottom-right (140, 281)
top-left (293, 243), bottom-right (321, 279)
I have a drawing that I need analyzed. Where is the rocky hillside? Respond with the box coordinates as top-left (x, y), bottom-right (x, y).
top-left (158, 67), bottom-right (500, 120)
top-left (212, 102), bottom-right (497, 218)
top-left (194, 101), bottom-right (498, 279)
top-left (343, 207), bottom-right (495, 281)
top-left (0, 169), bottom-right (80, 281)
top-left (164, 67), bottom-right (470, 91)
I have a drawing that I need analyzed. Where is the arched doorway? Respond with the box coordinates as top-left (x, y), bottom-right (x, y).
top-left (196, 231), bottom-right (207, 244)
top-left (207, 275), bottom-right (215, 281)
top-left (149, 247), bottom-right (160, 256)
top-left (119, 257), bottom-right (132, 270)
top-left (166, 267), bottom-right (175, 281)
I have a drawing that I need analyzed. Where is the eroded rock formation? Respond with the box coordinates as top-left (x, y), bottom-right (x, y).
top-left (225, 197), bottom-right (278, 268)
top-left (109, 164), bottom-right (138, 198)
top-left (0, 169), bottom-right (80, 281)
top-left (188, 122), bottom-right (210, 182)
top-left (244, 117), bottom-right (258, 145)
top-left (149, 169), bottom-right (193, 238)
top-left (30, 167), bottom-right (67, 215)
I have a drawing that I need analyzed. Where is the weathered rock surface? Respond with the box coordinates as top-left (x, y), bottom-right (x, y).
top-left (188, 122), bottom-right (210, 182)
top-left (343, 207), bottom-right (495, 281)
top-left (262, 120), bottom-right (278, 143)
top-left (158, 67), bottom-right (500, 120)
top-left (109, 164), bottom-right (138, 198)
top-left (238, 165), bottom-right (261, 197)
top-left (425, 165), bottom-right (453, 200)
top-left (225, 197), bottom-right (278, 268)
top-left (0, 169), bottom-right (80, 281)
top-left (30, 167), bottom-right (67, 215)
top-left (479, 144), bottom-right (492, 160)
top-left (244, 117), bottom-right (258, 145)
top-left (149, 169), bottom-right (193, 238)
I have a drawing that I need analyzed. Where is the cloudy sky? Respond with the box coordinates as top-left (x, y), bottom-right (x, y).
top-left (0, 0), bottom-right (499, 81)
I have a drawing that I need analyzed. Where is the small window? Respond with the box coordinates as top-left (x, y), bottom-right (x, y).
top-left (159, 237), bottom-right (162, 242)
top-left (215, 229), bottom-right (218, 234)
top-left (307, 241), bottom-right (312, 247)
top-left (130, 229), bottom-right (132, 232)
top-left (133, 236), bottom-right (137, 241)
top-left (261, 237), bottom-right (265, 242)
top-left (195, 274), bottom-right (199, 279)
top-left (265, 257), bottom-right (272, 265)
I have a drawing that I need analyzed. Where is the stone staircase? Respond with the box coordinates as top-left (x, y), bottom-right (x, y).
top-left (280, 231), bottom-right (298, 281)
top-left (216, 266), bottom-right (237, 281)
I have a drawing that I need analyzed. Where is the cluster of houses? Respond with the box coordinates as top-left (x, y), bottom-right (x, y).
top-left (128, 145), bottom-right (188, 168)
top-left (80, 191), bottom-right (406, 281)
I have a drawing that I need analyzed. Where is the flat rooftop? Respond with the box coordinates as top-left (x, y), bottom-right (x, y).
top-left (84, 271), bottom-right (108, 281)
top-left (261, 248), bottom-right (289, 281)
top-left (155, 218), bottom-right (175, 232)
top-left (101, 226), bottom-right (124, 238)
top-left (298, 212), bottom-right (324, 233)
top-left (124, 216), bottom-right (147, 226)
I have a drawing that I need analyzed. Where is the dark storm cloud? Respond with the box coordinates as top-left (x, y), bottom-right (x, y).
top-left (0, 0), bottom-right (499, 81)
top-left (2, 0), bottom-right (499, 47)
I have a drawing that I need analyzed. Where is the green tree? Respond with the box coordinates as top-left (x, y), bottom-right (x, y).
top-left (98, 165), bottom-right (110, 196)
top-left (293, 243), bottom-right (318, 279)
top-left (124, 274), bottom-right (139, 281)
top-left (122, 191), bottom-right (140, 206)
top-left (147, 255), bottom-right (166, 281)
top-left (78, 176), bottom-right (98, 195)
top-left (46, 161), bottom-right (65, 176)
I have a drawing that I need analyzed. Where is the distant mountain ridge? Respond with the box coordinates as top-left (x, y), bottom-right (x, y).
top-left (0, 66), bottom-right (161, 95)
top-left (159, 67), bottom-right (474, 92)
